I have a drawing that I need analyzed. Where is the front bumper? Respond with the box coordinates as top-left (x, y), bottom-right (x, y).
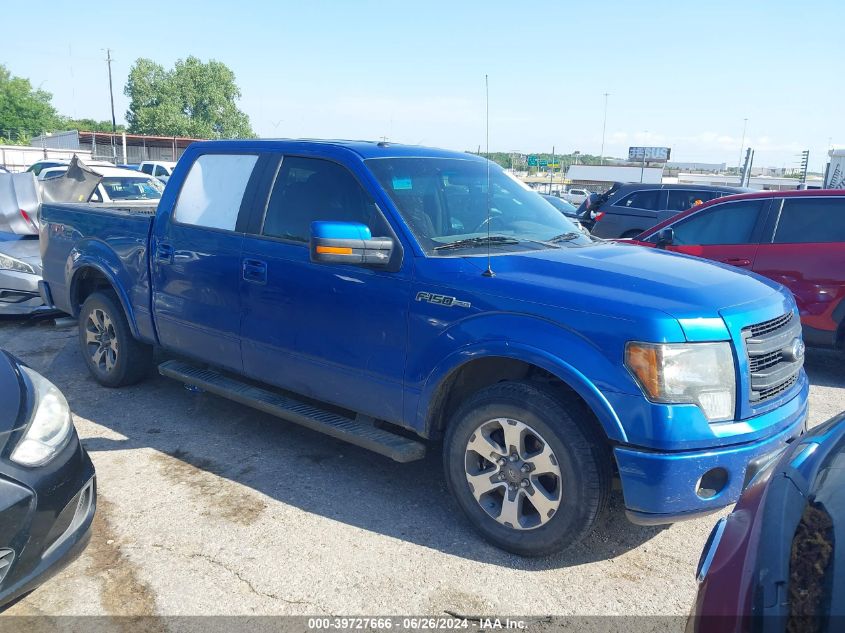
top-left (0, 269), bottom-right (44, 315)
top-left (616, 390), bottom-right (808, 525)
top-left (0, 440), bottom-right (96, 609)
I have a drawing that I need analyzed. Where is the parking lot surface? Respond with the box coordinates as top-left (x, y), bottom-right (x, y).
top-left (1, 315), bottom-right (842, 620)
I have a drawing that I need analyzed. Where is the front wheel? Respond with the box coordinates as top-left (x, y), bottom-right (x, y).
top-left (443, 381), bottom-right (611, 556)
top-left (79, 291), bottom-right (153, 387)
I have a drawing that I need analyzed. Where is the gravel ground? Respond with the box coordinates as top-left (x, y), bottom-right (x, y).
top-left (1, 314), bottom-right (842, 623)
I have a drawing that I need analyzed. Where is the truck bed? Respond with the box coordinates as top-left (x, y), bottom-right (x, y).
top-left (39, 202), bottom-right (159, 341)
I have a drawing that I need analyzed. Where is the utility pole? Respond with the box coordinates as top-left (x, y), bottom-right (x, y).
top-left (105, 48), bottom-right (117, 163)
top-left (600, 93), bottom-right (609, 165)
top-left (737, 118), bottom-right (748, 172)
top-left (740, 147), bottom-right (754, 187)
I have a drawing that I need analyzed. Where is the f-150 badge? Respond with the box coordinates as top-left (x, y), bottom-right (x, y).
top-left (415, 292), bottom-right (471, 309)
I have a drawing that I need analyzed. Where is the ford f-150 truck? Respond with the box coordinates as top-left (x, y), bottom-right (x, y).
top-left (38, 140), bottom-right (809, 556)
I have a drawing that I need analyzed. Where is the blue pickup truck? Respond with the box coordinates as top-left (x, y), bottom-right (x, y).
top-left (38, 140), bottom-right (809, 555)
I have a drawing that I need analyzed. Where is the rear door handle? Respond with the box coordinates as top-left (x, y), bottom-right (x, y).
top-left (242, 259), bottom-right (267, 284)
top-left (723, 258), bottom-right (752, 267)
top-left (156, 243), bottom-right (174, 264)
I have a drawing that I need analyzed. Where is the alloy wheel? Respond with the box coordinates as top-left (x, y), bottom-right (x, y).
top-left (464, 417), bottom-right (563, 530)
top-left (84, 308), bottom-right (119, 373)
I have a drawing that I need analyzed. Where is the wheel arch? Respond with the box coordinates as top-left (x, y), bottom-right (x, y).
top-left (421, 344), bottom-right (627, 445)
top-left (69, 262), bottom-right (141, 339)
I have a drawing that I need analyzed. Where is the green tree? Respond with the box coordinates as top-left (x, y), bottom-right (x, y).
top-left (0, 64), bottom-right (59, 144)
top-left (124, 56), bottom-right (255, 139)
top-left (59, 117), bottom-right (126, 133)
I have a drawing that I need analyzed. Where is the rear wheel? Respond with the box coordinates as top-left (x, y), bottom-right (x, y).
top-left (79, 291), bottom-right (152, 387)
top-left (443, 381), bottom-right (611, 556)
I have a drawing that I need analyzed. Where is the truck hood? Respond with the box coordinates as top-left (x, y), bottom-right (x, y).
top-left (462, 241), bottom-right (784, 322)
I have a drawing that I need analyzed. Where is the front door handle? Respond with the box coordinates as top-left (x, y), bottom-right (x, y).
top-left (242, 259), bottom-right (267, 284)
top-left (723, 258), bottom-right (752, 267)
top-left (156, 243), bottom-right (174, 264)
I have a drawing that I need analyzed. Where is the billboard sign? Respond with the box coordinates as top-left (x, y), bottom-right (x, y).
top-left (628, 146), bottom-right (671, 163)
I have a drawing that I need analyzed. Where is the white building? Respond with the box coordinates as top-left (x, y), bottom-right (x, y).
top-left (565, 165), bottom-right (664, 191)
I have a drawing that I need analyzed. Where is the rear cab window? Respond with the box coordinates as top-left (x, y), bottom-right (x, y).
top-left (172, 154), bottom-right (258, 231)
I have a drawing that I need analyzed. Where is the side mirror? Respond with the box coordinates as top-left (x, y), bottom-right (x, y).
top-left (655, 227), bottom-right (674, 249)
top-left (310, 221), bottom-right (393, 267)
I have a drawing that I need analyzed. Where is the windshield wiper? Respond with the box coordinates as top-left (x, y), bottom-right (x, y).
top-left (434, 236), bottom-right (520, 252)
top-left (546, 232), bottom-right (582, 244)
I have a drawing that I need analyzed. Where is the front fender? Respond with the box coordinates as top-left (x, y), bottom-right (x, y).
top-left (414, 315), bottom-right (631, 443)
top-left (67, 244), bottom-right (140, 339)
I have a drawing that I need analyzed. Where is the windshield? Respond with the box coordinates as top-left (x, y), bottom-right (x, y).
top-left (366, 157), bottom-right (590, 255)
top-left (543, 195), bottom-right (579, 216)
top-left (100, 177), bottom-right (164, 201)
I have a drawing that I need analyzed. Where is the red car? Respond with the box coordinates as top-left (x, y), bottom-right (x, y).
top-left (687, 410), bottom-right (844, 632)
top-left (631, 190), bottom-right (845, 350)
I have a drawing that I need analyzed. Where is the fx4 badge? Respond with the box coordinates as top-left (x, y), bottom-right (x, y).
top-left (415, 291), bottom-right (471, 309)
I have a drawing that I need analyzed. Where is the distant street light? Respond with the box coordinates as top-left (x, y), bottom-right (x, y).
top-left (737, 118), bottom-right (748, 172)
top-left (600, 93), bottom-right (610, 166)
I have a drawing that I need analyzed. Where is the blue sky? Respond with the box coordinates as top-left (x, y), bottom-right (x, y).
top-left (3, 0), bottom-right (841, 170)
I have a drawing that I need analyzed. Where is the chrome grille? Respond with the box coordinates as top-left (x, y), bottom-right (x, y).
top-left (748, 312), bottom-right (793, 338)
top-left (743, 312), bottom-right (803, 404)
top-left (748, 349), bottom-right (782, 373)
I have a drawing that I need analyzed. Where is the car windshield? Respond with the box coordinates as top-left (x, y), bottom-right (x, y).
top-left (366, 157), bottom-right (590, 255)
top-left (100, 177), bottom-right (164, 200)
top-left (543, 196), bottom-right (579, 216)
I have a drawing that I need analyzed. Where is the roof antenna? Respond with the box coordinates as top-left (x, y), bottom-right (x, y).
top-left (482, 74), bottom-right (495, 278)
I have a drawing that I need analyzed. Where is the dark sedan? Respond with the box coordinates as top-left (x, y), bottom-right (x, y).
top-left (688, 411), bottom-right (844, 632)
top-left (0, 350), bottom-right (95, 609)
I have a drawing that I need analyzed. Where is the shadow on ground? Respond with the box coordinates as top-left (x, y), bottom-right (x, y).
top-left (8, 316), bottom-right (843, 571)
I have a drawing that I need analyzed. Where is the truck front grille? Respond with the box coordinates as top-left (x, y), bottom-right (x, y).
top-left (743, 312), bottom-right (804, 404)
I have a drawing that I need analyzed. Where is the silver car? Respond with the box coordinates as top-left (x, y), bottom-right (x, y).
top-left (0, 232), bottom-right (44, 315)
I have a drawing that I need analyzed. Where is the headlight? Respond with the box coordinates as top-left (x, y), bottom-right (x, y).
top-left (10, 366), bottom-right (73, 466)
top-left (0, 253), bottom-right (36, 274)
top-left (625, 342), bottom-right (736, 422)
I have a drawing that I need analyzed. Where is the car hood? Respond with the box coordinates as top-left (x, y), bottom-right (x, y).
top-left (0, 236), bottom-right (42, 273)
top-left (0, 352), bottom-right (25, 433)
top-left (462, 241), bottom-right (784, 322)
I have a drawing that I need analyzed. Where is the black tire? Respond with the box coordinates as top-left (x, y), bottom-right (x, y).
top-left (78, 291), bottom-right (153, 387)
top-left (443, 381), bottom-right (611, 556)
top-left (621, 230), bottom-right (643, 239)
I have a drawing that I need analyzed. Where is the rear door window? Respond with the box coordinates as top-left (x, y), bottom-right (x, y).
top-left (670, 199), bottom-right (765, 245)
top-left (666, 189), bottom-right (723, 212)
top-left (773, 197), bottom-right (845, 243)
top-left (616, 189), bottom-right (661, 211)
top-left (172, 154), bottom-right (258, 231)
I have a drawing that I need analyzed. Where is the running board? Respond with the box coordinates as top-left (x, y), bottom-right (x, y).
top-left (158, 360), bottom-right (426, 463)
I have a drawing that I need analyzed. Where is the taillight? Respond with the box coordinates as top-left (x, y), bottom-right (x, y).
top-left (20, 209), bottom-right (38, 230)
top-left (594, 211), bottom-right (605, 222)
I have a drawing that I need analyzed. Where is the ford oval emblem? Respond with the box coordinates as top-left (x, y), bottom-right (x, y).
top-left (785, 338), bottom-right (806, 362)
